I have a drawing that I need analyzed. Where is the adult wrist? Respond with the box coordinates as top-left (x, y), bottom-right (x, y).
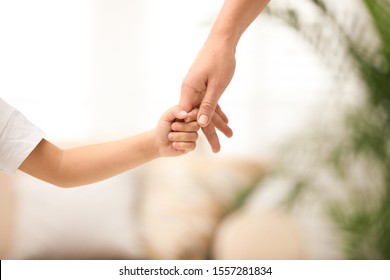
top-left (206, 29), bottom-right (239, 55)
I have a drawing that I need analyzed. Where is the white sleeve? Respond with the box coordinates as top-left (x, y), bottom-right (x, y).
top-left (0, 98), bottom-right (45, 174)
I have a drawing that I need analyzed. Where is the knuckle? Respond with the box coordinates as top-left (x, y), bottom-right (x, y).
top-left (201, 100), bottom-right (216, 112)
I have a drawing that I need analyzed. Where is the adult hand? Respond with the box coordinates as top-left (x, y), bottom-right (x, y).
top-left (179, 41), bottom-right (235, 153)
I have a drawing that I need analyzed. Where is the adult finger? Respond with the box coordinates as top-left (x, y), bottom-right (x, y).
top-left (215, 105), bottom-right (229, 124)
top-left (212, 113), bottom-right (233, 138)
top-left (201, 123), bottom-right (221, 153)
top-left (179, 84), bottom-right (200, 112)
top-left (197, 86), bottom-right (221, 127)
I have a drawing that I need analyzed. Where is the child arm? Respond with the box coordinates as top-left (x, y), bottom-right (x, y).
top-left (19, 106), bottom-right (199, 188)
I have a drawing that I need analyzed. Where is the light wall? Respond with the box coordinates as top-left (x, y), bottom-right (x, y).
top-left (0, 0), bottom-right (333, 158)
top-left (0, 0), bottom-right (352, 259)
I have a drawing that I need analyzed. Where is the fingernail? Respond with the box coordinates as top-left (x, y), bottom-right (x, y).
top-left (198, 115), bottom-right (208, 126)
top-left (179, 111), bottom-right (187, 117)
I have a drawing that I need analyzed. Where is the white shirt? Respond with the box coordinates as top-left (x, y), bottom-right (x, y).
top-left (0, 98), bottom-right (45, 173)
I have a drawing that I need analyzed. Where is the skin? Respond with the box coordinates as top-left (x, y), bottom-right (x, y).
top-left (19, 106), bottom-right (199, 188)
top-left (180, 0), bottom-right (270, 153)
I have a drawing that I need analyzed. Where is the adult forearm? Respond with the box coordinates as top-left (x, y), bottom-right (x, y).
top-left (207, 0), bottom-right (270, 51)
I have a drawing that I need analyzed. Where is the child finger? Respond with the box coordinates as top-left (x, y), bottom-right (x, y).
top-left (185, 108), bottom-right (199, 122)
top-left (171, 121), bottom-right (199, 132)
top-left (169, 132), bottom-right (198, 142)
top-left (162, 106), bottom-right (188, 122)
top-left (173, 108), bottom-right (188, 120)
top-left (172, 141), bottom-right (196, 151)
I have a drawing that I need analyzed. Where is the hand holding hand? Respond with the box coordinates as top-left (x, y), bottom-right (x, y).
top-left (155, 106), bottom-right (200, 157)
top-left (179, 40), bottom-right (235, 152)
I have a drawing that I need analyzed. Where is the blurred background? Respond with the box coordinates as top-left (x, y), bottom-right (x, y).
top-left (0, 0), bottom-right (389, 259)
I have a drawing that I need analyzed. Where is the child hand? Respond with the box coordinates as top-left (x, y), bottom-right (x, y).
top-left (155, 106), bottom-right (200, 157)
